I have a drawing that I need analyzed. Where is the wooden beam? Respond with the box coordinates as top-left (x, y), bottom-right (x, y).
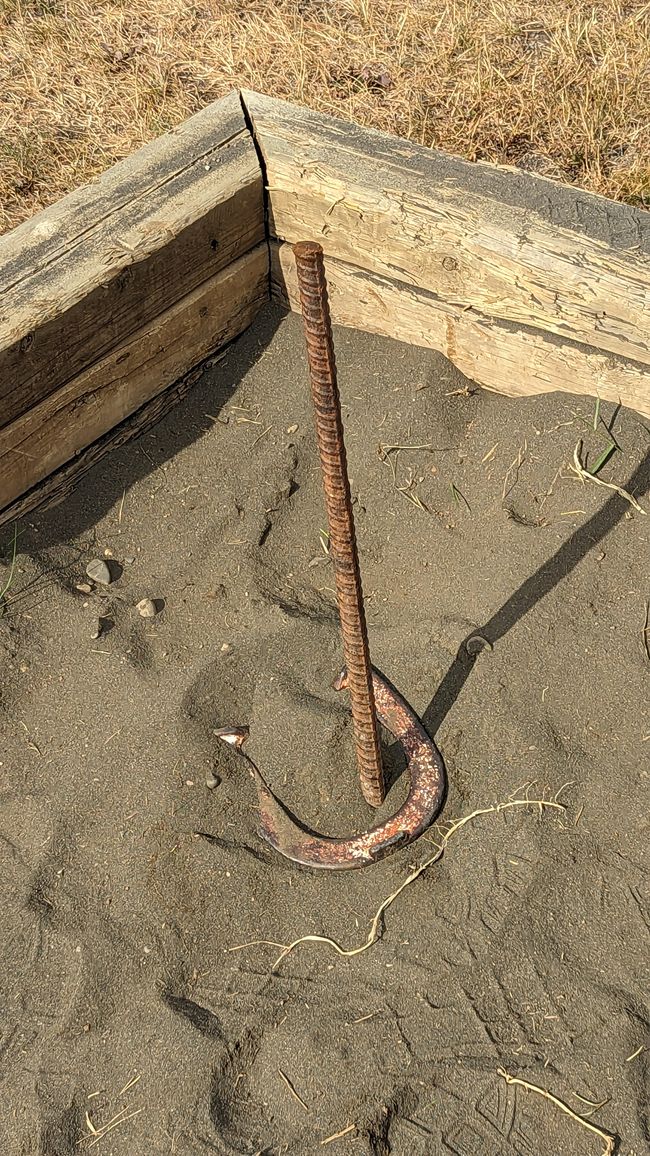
top-left (273, 242), bottom-right (650, 421)
top-left (0, 355), bottom-right (217, 529)
top-left (0, 90), bottom-right (264, 429)
top-left (0, 244), bottom-right (268, 518)
top-left (245, 90), bottom-right (650, 395)
top-left (4, 86), bottom-right (648, 529)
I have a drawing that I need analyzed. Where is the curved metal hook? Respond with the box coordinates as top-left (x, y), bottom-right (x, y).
top-left (214, 668), bottom-right (446, 870)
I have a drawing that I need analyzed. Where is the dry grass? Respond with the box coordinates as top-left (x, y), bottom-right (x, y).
top-left (1, 0), bottom-right (649, 233)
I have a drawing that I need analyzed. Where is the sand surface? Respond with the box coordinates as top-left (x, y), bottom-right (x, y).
top-left (1, 306), bottom-right (648, 1155)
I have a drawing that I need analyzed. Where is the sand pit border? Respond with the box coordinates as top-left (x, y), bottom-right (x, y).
top-left (1, 87), bottom-right (648, 525)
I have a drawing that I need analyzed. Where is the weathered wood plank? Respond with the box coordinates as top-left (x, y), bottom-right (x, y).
top-left (246, 90), bottom-right (650, 375)
top-left (0, 90), bottom-right (264, 429)
top-left (273, 242), bottom-right (650, 421)
top-left (0, 355), bottom-right (217, 530)
top-left (0, 244), bottom-right (268, 515)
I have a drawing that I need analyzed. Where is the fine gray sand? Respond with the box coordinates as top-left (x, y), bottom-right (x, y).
top-left (1, 305), bottom-right (648, 1155)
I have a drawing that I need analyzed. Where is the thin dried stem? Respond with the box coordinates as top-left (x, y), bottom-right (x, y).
top-left (229, 796), bottom-right (564, 973)
top-left (498, 1068), bottom-right (617, 1155)
top-left (570, 441), bottom-right (646, 514)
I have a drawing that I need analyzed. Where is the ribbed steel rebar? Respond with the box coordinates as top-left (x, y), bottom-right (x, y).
top-left (293, 240), bottom-right (385, 808)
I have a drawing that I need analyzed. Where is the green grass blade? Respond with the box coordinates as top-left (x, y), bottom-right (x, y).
top-left (589, 441), bottom-right (616, 476)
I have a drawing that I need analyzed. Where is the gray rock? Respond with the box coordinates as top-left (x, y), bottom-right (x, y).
top-left (86, 559), bottom-right (112, 585)
top-left (205, 771), bottom-right (220, 790)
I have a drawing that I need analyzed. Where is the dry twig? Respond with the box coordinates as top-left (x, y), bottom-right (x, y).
top-left (229, 796), bottom-right (564, 973)
top-left (498, 1068), bottom-right (617, 1155)
top-left (570, 441), bottom-right (646, 514)
top-left (278, 1069), bottom-right (309, 1112)
top-left (321, 1123), bottom-right (357, 1145)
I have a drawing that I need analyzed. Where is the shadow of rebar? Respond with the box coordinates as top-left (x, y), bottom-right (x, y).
top-left (420, 448), bottom-right (650, 739)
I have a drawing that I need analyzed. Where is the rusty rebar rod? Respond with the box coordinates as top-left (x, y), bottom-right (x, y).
top-left (293, 240), bottom-right (385, 808)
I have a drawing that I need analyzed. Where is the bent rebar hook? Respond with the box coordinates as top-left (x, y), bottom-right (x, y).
top-left (215, 242), bottom-right (447, 869)
top-left (215, 667), bottom-right (445, 870)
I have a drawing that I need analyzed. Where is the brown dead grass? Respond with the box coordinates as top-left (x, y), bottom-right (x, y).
top-left (1, 0), bottom-right (649, 233)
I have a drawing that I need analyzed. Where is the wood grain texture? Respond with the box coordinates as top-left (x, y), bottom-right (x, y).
top-left (273, 242), bottom-right (650, 421)
top-left (245, 90), bottom-right (650, 377)
top-left (0, 90), bottom-right (264, 429)
top-left (0, 244), bottom-right (268, 515)
top-left (0, 357), bottom-right (216, 530)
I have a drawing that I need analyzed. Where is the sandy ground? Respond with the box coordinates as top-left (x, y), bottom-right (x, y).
top-left (1, 306), bottom-right (649, 1155)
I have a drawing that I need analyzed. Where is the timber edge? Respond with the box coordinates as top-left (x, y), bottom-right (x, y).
top-left (1, 88), bottom-right (648, 526)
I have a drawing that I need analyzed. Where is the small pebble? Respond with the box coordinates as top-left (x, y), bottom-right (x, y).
top-left (124, 556), bottom-right (135, 564)
top-left (75, 581), bottom-right (93, 594)
top-left (104, 548), bottom-right (113, 557)
top-left (220, 642), bottom-right (232, 654)
top-left (90, 619), bottom-right (103, 640)
top-left (205, 771), bottom-right (220, 790)
top-left (466, 633), bottom-right (493, 655)
top-left (286, 423), bottom-right (298, 434)
top-left (86, 559), bottom-right (112, 585)
top-left (137, 597), bottom-right (157, 618)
